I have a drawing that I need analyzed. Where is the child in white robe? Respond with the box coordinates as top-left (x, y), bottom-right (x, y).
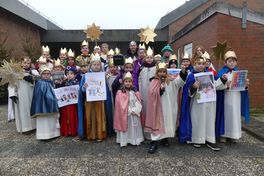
top-left (220, 51), bottom-right (250, 142)
top-left (186, 56), bottom-right (226, 151)
top-left (114, 72), bottom-right (144, 147)
top-left (145, 63), bottom-right (187, 154)
top-left (31, 65), bottom-right (60, 140)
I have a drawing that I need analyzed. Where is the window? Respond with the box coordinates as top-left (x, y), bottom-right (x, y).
top-left (184, 43), bottom-right (193, 58)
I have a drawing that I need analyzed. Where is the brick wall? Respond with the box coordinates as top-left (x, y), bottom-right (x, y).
top-left (168, 0), bottom-right (216, 42)
top-left (168, 0), bottom-right (264, 43)
top-left (217, 13), bottom-right (264, 108)
top-left (171, 13), bottom-right (264, 108)
top-left (0, 8), bottom-right (41, 59)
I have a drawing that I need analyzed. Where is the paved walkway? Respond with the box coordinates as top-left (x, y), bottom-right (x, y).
top-left (0, 105), bottom-right (263, 176)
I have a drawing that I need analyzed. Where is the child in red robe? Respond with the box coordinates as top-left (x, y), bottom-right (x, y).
top-left (59, 67), bottom-right (79, 137)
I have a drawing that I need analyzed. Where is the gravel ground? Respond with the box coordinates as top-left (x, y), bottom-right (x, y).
top-left (0, 105), bottom-right (263, 176)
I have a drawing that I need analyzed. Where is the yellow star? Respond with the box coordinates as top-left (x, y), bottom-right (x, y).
top-left (137, 28), bottom-right (146, 42)
top-left (83, 23), bottom-right (102, 42)
top-left (142, 26), bottom-right (157, 45)
top-left (211, 41), bottom-right (231, 61)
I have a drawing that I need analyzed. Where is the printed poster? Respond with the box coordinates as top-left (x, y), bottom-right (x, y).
top-left (229, 70), bottom-right (248, 91)
top-left (85, 72), bottom-right (107, 102)
top-left (167, 68), bottom-right (181, 80)
top-left (54, 85), bottom-right (79, 107)
top-left (194, 72), bottom-right (216, 103)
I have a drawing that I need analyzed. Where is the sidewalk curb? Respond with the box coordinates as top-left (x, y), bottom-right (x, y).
top-left (242, 118), bottom-right (264, 142)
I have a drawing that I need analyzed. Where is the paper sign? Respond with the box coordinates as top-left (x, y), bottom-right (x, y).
top-left (54, 85), bottom-right (79, 107)
top-left (229, 70), bottom-right (248, 91)
top-left (194, 72), bottom-right (216, 103)
top-left (85, 72), bottom-right (107, 102)
top-left (167, 68), bottom-right (181, 79)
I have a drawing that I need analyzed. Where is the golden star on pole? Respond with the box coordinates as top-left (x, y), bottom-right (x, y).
top-left (211, 41), bottom-right (231, 61)
top-left (142, 26), bottom-right (157, 45)
top-left (83, 23), bottom-right (102, 42)
top-left (137, 28), bottom-right (146, 42)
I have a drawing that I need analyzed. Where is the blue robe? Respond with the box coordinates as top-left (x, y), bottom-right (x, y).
top-left (179, 71), bottom-right (196, 143)
top-left (31, 79), bottom-right (58, 118)
top-left (215, 66), bottom-right (250, 137)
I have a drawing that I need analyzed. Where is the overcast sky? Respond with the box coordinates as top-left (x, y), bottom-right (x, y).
top-left (20, 0), bottom-right (186, 29)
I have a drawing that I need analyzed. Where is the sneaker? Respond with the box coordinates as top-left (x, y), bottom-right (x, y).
top-left (148, 142), bottom-right (158, 154)
top-left (206, 142), bottom-right (221, 151)
top-left (193, 144), bottom-right (201, 148)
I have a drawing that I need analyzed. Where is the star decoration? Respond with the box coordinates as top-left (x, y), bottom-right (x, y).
top-left (0, 60), bottom-right (23, 86)
top-left (211, 41), bottom-right (231, 61)
top-left (137, 28), bottom-right (146, 42)
top-left (83, 23), bottom-right (102, 42)
top-left (142, 26), bottom-right (157, 45)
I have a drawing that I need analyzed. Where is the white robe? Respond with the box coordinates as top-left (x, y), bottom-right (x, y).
top-left (7, 87), bottom-right (14, 121)
top-left (222, 72), bottom-right (242, 139)
top-left (190, 78), bottom-right (226, 144)
top-left (151, 76), bottom-right (185, 141)
top-left (36, 114), bottom-right (60, 140)
top-left (138, 66), bottom-right (156, 117)
top-left (8, 80), bottom-right (36, 133)
top-left (116, 91), bottom-right (144, 147)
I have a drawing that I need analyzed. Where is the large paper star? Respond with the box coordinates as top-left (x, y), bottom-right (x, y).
top-left (83, 23), bottom-right (102, 42)
top-left (211, 41), bottom-right (231, 61)
top-left (142, 26), bottom-right (157, 44)
top-left (137, 28), bottom-right (146, 42)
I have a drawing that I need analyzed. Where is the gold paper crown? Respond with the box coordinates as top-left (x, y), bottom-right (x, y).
top-left (169, 54), bottom-right (177, 61)
top-left (68, 49), bottom-right (75, 58)
top-left (115, 48), bottom-right (120, 55)
top-left (183, 52), bottom-right (190, 59)
top-left (60, 48), bottom-right (67, 54)
top-left (94, 45), bottom-right (101, 50)
top-left (42, 46), bottom-right (50, 53)
top-left (107, 49), bottom-right (115, 56)
top-left (125, 57), bottom-right (134, 65)
top-left (139, 43), bottom-right (146, 50)
top-left (202, 51), bottom-right (210, 60)
top-left (82, 40), bottom-right (89, 46)
top-left (39, 65), bottom-right (51, 74)
top-left (54, 59), bottom-right (63, 67)
top-left (90, 53), bottom-right (101, 62)
top-left (157, 62), bottom-right (167, 69)
top-left (38, 56), bottom-right (47, 63)
top-left (123, 72), bottom-right (133, 80)
top-left (146, 46), bottom-right (153, 56)
top-left (224, 51), bottom-right (237, 60)
top-left (154, 54), bottom-right (161, 58)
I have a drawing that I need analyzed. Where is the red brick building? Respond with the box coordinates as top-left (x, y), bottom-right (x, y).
top-left (156, 0), bottom-right (264, 108)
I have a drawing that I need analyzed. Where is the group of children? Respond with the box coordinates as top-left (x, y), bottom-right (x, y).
top-left (7, 41), bottom-right (250, 154)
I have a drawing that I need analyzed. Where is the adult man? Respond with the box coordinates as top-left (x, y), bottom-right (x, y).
top-left (125, 41), bottom-right (138, 60)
